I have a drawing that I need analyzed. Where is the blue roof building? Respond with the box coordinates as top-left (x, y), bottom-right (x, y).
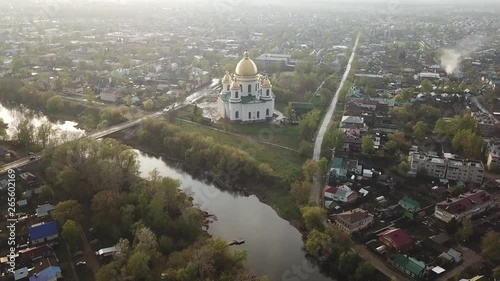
top-left (29, 266), bottom-right (62, 281)
top-left (29, 221), bottom-right (59, 246)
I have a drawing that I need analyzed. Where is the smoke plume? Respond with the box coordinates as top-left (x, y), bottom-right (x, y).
top-left (439, 34), bottom-right (488, 75)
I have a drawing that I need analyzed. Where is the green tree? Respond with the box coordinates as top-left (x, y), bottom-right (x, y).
top-left (298, 141), bottom-right (313, 157)
top-left (412, 121), bottom-right (429, 140)
top-left (398, 161), bottom-right (410, 176)
top-left (298, 109), bottom-right (321, 141)
top-left (458, 217), bottom-right (474, 241)
top-left (127, 250), bottom-right (150, 280)
top-left (301, 206), bottom-right (326, 231)
top-left (51, 200), bottom-right (83, 226)
top-left (84, 88), bottom-right (95, 105)
top-left (143, 99), bottom-right (154, 111)
top-left (318, 157), bottom-right (329, 178)
top-left (302, 159), bottom-right (319, 182)
top-left (452, 129), bottom-right (484, 159)
top-left (46, 96), bottom-right (65, 112)
top-left (481, 231), bottom-right (500, 263)
top-left (291, 181), bottom-right (312, 206)
top-left (420, 79), bottom-right (433, 92)
top-left (324, 127), bottom-right (346, 151)
top-left (451, 185), bottom-right (465, 197)
top-left (12, 117), bottom-right (36, 149)
top-left (354, 261), bottom-right (375, 281)
top-left (62, 220), bottom-right (82, 250)
top-left (338, 250), bottom-right (358, 275)
top-left (305, 229), bottom-right (330, 256)
top-left (361, 135), bottom-right (375, 154)
top-left (96, 262), bottom-right (119, 281)
top-left (0, 118), bottom-right (8, 140)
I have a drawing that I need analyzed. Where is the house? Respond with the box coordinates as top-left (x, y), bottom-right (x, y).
top-left (19, 245), bottom-right (54, 264)
top-left (29, 266), bottom-right (62, 281)
top-left (17, 199), bottom-right (28, 208)
top-left (99, 89), bottom-right (119, 102)
top-left (391, 254), bottom-right (426, 280)
top-left (343, 129), bottom-right (363, 151)
top-left (399, 196), bottom-right (421, 219)
top-left (332, 208), bottom-right (374, 233)
top-left (35, 204), bottom-right (54, 219)
top-left (329, 157), bottom-right (362, 179)
top-left (485, 138), bottom-right (500, 169)
top-left (445, 248), bottom-right (463, 263)
top-left (324, 185), bottom-right (358, 203)
top-left (29, 221), bottom-right (59, 246)
top-left (434, 190), bottom-right (495, 223)
top-left (378, 228), bottom-right (413, 252)
top-left (20, 172), bottom-right (37, 184)
top-left (340, 116), bottom-right (368, 132)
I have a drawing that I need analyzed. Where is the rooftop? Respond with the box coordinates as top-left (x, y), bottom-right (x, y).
top-left (335, 208), bottom-right (373, 224)
top-left (29, 221), bottom-right (58, 241)
top-left (437, 190), bottom-right (493, 215)
top-left (393, 254), bottom-right (426, 277)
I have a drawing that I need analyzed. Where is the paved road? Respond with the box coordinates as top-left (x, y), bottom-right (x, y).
top-left (310, 32), bottom-right (361, 203)
top-left (0, 82), bottom-right (218, 174)
top-left (471, 96), bottom-right (499, 123)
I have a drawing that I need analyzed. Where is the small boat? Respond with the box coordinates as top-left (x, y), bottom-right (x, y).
top-left (228, 239), bottom-right (245, 246)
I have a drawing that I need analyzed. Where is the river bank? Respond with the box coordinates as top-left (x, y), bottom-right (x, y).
top-left (111, 130), bottom-right (307, 233)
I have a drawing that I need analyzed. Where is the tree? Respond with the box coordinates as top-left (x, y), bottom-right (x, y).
top-left (458, 217), bottom-right (474, 241)
top-left (318, 157), bottom-right (329, 178)
top-left (96, 262), bottom-right (119, 281)
top-left (481, 231), bottom-right (500, 263)
top-left (301, 206), bottom-right (326, 231)
top-left (127, 250), bottom-right (150, 280)
top-left (143, 99), bottom-right (154, 111)
top-left (420, 79), bottom-right (433, 92)
top-left (291, 181), bottom-right (312, 206)
top-left (51, 200), bottom-right (83, 226)
top-left (354, 261), bottom-right (375, 281)
top-left (302, 159), bottom-right (319, 182)
top-left (398, 161), bottom-right (410, 176)
top-left (452, 129), bottom-right (484, 159)
top-left (305, 229), bottom-right (330, 256)
top-left (84, 88), bottom-right (95, 105)
top-left (338, 250), bottom-right (358, 276)
top-left (62, 220), bottom-right (82, 250)
top-left (36, 121), bottom-right (56, 148)
top-left (12, 117), bottom-right (36, 149)
top-left (0, 118), bottom-right (8, 140)
top-left (412, 121), bottom-right (429, 140)
top-left (298, 141), bottom-right (313, 157)
top-left (451, 185), bottom-right (465, 197)
top-left (324, 127), bottom-right (346, 151)
top-left (134, 227), bottom-right (159, 256)
top-left (361, 135), bottom-right (375, 154)
top-left (46, 96), bottom-right (65, 112)
top-left (298, 109), bottom-right (321, 141)
top-left (445, 218), bottom-right (459, 234)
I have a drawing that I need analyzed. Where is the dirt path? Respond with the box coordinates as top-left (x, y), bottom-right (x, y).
top-left (354, 245), bottom-right (412, 281)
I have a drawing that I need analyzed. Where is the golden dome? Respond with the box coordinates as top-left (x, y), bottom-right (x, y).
top-left (222, 71), bottom-right (232, 83)
top-left (262, 76), bottom-right (271, 88)
top-left (235, 51), bottom-right (258, 77)
top-left (231, 81), bottom-right (240, 90)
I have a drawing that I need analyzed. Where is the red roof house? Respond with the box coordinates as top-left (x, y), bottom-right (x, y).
top-left (378, 228), bottom-right (413, 252)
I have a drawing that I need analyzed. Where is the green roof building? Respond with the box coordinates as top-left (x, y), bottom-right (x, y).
top-left (392, 254), bottom-right (426, 280)
top-left (399, 196), bottom-right (421, 219)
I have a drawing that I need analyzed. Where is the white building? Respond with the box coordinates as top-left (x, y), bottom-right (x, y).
top-left (408, 152), bottom-right (484, 184)
top-left (434, 190), bottom-right (495, 222)
top-left (218, 51), bottom-right (275, 123)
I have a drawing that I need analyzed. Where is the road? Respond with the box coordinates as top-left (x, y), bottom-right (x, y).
top-left (310, 32), bottom-right (361, 203)
top-left (471, 96), bottom-right (499, 123)
top-left (355, 245), bottom-right (411, 281)
top-left (0, 82), bottom-right (218, 174)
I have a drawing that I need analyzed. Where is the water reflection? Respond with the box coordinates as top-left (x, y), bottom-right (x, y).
top-left (0, 103), bottom-right (85, 137)
top-left (134, 149), bottom-right (334, 281)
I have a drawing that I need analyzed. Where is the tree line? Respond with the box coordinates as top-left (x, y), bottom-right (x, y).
top-left (42, 138), bottom-right (267, 281)
top-left (136, 118), bottom-right (277, 188)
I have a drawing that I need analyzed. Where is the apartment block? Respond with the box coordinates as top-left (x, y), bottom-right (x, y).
top-left (408, 152), bottom-right (484, 184)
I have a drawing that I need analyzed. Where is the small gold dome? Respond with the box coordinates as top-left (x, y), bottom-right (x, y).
top-left (231, 81), bottom-right (240, 90)
top-left (235, 51), bottom-right (258, 77)
top-left (262, 76), bottom-right (271, 88)
top-left (222, 71), bottom-right (232, 83)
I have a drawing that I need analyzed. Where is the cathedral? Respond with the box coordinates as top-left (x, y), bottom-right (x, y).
top-left (218, 51), bottom-right (275, 123)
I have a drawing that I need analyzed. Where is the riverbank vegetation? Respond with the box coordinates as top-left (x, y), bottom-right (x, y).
top-left (41, 138), bottom-right (268, 281)
top-left (0, 78), bottom-right (134, 130)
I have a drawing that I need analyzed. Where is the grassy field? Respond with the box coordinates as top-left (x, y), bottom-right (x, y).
top-left (175, 119), bottom-right (304, 180)
top-left (264, 187), bottom-right (303, 223)
top-left (178, 105), bottom-right (304, 150)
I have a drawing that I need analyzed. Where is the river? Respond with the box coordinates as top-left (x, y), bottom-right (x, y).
top-left (0, 102), bottom-right (335, 281)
